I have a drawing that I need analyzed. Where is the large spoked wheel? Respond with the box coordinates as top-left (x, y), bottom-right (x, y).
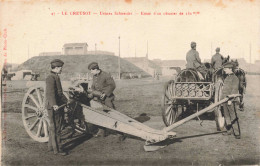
top-left (161, 80), bottom-right (179, 126)
top-left (214, 79), bottom-right (225, 131)
top-left (22, 86), bottom-right (49, 142)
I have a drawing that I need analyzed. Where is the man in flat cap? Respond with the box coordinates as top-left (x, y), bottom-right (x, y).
top-left (46, 59), bottom-right (68, 156)
top-left (186, 41), bottom-right (207, 78)
top-left (88, 62), bottom-right (116, 137)
top-left (221, 62), bottom-right (240, 138)
top-left (211, 47), bottom-right (224, 70)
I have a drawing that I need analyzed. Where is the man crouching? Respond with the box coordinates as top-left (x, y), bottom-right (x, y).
top-left (88, 62), bottom-right (116, 137)
top-left (46, 59), bottom-right (68, 156)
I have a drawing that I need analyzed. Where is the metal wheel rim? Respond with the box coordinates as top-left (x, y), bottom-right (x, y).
top-left (22, 86), bottom-right (50, 142)
top-left (214, 80), bottom-right (225, 130)
top-left (162, 81), bottom-right (178, 126)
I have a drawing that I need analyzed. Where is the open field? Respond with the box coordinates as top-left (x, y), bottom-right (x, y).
top-left (1, 76), bottom-right (260, 165)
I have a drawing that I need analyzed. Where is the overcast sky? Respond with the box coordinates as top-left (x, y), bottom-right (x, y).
top-left (0, 0), bottom-right (259, 64)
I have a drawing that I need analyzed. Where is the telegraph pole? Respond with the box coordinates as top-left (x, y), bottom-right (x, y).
top-left (249, 42), bottom-right (251, 64)
top-left (135, 45), bottom-right (136, 58)
top-left (28, 44), bottom-right (30, 60)
top-left (95, 43), bottom-right (97, 55)
top-left (118, 36), bottom-right (121, 80)
top-left (211, 42), bottom-right (213, 57)
top-left (146, 40), bottom-right (148, 59)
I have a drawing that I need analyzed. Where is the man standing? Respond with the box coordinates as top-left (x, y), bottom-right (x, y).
top-left (211, 47), bottom-right (224, 70)
top-left (88, 62), bottom-right (116, 137)
top-left (186, 41), bottom-right (207, 78)
top-left (221, 62), bottom-right (240, 139)
top-left (46, 59), bottom-right (68, 156)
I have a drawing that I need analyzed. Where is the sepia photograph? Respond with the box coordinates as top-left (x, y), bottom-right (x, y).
top-left (0, 0), bottom-right (259, 165)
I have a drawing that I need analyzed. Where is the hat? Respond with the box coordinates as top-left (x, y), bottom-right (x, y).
top-left (51, 59), bottom-right (64, 67)
top-left (191, 41), bottom-right (196, 48)
top-left (88, 62), bottom-right (99, 70)
top-left (216, 47), bottom-right (220, 52)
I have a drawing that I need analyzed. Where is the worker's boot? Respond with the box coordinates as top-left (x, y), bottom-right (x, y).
top-left (222, 124), bottom-right (233, 136)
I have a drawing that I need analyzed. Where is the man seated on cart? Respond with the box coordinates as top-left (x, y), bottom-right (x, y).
top-left (186, 41), bottom-right (208, 80)
top-left (211, 47), bottom-right (224, 70)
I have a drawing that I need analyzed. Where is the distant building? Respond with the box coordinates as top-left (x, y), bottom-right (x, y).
top-left (62, 43), bottom-right (88, 55)
top-left (39, 52), bottom-right (61, 56)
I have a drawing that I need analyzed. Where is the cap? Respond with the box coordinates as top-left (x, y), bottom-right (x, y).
top-left (88, 62), bottom-right (99, 70)
top-left (216, 47), bottom-right (220, 52)
top-left (191, 41), bottom-right (196, 48)
top-left (51, 59), bottom-right (64, 67)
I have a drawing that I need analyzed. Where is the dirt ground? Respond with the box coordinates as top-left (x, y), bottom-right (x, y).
top-left (1, 76), bottom-right (260, 165)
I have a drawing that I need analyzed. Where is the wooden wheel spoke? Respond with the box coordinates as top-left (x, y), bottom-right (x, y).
top-left (36, 119), bottom-right (43, 137)
top-left (43, 119), bottom-right (49, 137)
top-left (36, 88), bottom-right (43, 106)
top-left (24, 104), bottom-right (38, 112)
top-left (29, 118), bottom-right (40, 131)
top-left (168, 109), bottom-right (173, 124)
top-left (25, 114), bottom-right (36, 120)
top-left (28, 94), bottom-right (40, 108)
top-left (165, 105), bottom-right (173, 116)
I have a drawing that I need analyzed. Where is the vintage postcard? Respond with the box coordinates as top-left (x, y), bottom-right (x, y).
top-left (0, 0), bottom-right (259, 165)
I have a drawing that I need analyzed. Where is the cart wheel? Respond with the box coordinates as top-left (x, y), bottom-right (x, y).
top-left (214, 79), bottom-right (225, 131)
top-left (161, 80), bottom-right (179, 126)
top-left (22, 86), bottom-right (49, 142)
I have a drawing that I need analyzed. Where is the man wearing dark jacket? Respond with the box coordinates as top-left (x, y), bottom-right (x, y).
top-left (46, 59), bottom-right (68, 155)
top-left (88, 62), bottom-right (116, 137)
top-left (211, 47), bottom-right (224, 70)
top-left (88, 62), bottom-right (116, 108)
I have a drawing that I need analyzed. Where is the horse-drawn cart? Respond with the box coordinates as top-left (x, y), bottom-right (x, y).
top-left (161, 61), bottom-right (246, 138)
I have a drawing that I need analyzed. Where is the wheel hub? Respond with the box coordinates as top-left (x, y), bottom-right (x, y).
top-left (36, 106), bottom-right (46, 117)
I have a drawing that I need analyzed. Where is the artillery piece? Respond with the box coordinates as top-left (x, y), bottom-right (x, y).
top-left (22, 77), bottom-right (242, 151)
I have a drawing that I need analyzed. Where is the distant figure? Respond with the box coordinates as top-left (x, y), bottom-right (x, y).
top-left (186, 41), bottom-right (207, 78)
top-left (2, 66), bottom-right (8, 81)
top-left (156, 72), bottom-right (159, 80)
top-left (211, 47), bottom-right (224, 70)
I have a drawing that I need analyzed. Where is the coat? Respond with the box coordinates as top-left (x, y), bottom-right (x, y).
top-left (211, 53), bottom-right (223, 69)
top-left (91, 70), bottom-right (116, 97)
top-left (186, 49), bottom-right (201, 69)
top-left (45, 71), bottom-right (67, 110)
